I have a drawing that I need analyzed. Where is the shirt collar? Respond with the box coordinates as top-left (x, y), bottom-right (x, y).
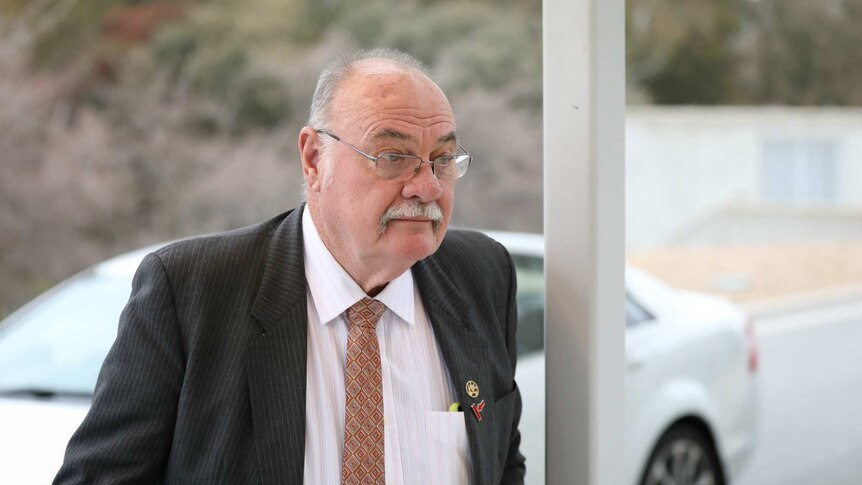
top-left (302, 208), bottom-right (416, 326)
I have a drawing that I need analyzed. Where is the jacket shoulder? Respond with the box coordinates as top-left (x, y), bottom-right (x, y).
top-left (429, 228), bottom-right (513, 291)
top-left (150, 211), bottom-right (289, 271)
top-left (138, 211), bottom-right (297, 315)
top-left (435, 228), bottom-right (511, 267)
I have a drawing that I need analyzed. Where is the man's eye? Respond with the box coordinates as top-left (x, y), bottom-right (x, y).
top-left (378, 153), bottom-right (409, 163)
top-left (433, 156), bottom-right (454, 166)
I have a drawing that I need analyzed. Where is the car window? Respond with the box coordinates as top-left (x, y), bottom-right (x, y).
top-left (625, 293), bottom-right (654, 327)
top-left (511, 253), bottom-right (651, 355)
top-left (0, 271), bottom-right (130, 397)
top-left (511, 254), bottom-right (545, 357)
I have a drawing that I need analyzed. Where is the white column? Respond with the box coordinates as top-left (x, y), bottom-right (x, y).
top-left (543, 0), bottom-right (625, 483)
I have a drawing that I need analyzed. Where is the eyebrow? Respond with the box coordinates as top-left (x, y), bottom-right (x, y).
top-left (438, 131), bottom-right (458, 144)
top-left (369, 129), bottom-right (458, 145)
top-left (371, 129), bottom-right (414, 142)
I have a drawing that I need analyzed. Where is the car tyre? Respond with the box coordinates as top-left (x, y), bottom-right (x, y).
top-left (639, 424), bottom-right (726, 485)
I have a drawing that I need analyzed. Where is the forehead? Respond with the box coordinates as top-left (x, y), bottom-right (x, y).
top-left (330, 61), bottom-right (455, 140)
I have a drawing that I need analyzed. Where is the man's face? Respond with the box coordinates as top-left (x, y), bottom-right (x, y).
top-left (305, 62), bottom-right (457, 272)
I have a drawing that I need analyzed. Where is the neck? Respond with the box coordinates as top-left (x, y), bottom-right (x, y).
top-left (306, 204), bottom-right (411, 297)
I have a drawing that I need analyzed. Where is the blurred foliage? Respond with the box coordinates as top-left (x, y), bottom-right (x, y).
top-left (751, 0), bottom-right (862, 105)
top-left (151, 24), bottom-right (196, 81)
top-left (189, 44), bottom-right (248, 97)
top-left (336, 0), bottom-right (541, 110)
top-left (27, 0), bottom-right (124, 68)
top-left (642, 29), bottom-right (736, 104)
top-left (2, 0), bottom-right (862, 317)
top-left (338, 1), bottom-right (485, 67)
top-left (231, 72), bottom-right (290, 133)
top-left (625, 0), bottom-right (862, 105)
top-left (628, 0), bottom-right (745, 104)
top-left (6, 0), bottom-right (861, 107)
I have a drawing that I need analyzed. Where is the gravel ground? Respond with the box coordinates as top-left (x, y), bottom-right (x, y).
top-left (627, 242), bottom-right (862, 303)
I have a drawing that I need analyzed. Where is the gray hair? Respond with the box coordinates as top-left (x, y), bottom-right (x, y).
top-left (306, 48), bottom-right (431, 130)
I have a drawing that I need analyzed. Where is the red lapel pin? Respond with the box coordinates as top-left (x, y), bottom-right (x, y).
top-left (471, 400), bottom-right (486, 422)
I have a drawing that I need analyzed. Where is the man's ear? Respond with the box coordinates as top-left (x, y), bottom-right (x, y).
top-left (299, 127), bottom-right (322, 193)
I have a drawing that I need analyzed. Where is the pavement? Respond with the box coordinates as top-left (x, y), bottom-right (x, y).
top-left (742, 284), bottom-right (862, 320)
top-left (627, 242), bottom-right (862, 304)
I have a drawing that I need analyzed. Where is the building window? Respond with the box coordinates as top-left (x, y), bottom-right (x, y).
top-left (761, 139), bottom-right (837, 205)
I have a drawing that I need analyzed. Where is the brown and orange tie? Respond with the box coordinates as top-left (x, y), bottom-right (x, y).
top-left (342, 297), bottom-right (386, 485)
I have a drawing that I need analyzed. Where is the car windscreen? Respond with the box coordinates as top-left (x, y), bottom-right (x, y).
top-left (0, 272), bottom-right (131, 397)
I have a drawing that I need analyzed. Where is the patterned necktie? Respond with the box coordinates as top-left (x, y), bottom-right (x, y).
top-left (342, 297), bottom-right (386, 485)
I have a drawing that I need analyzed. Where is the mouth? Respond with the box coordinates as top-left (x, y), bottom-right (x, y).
top-left (392, 217), bottom-right (432, 222)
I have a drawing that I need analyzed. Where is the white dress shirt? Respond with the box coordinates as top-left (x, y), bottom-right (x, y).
top-left (301, 209), bottom-right (471, 484)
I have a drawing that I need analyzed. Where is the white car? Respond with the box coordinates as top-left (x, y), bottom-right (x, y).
top-left (0, 244), bottom-right (163, 484)
top-left (487, 231), bottom-right (759, 485)
top-left (0, 234), bottom-right (758, 485)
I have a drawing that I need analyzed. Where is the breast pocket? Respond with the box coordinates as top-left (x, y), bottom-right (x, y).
top-left (424, 411), bottom-right (470, 484)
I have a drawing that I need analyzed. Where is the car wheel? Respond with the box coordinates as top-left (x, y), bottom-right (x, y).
top-left (640, 424), bottom-right (725, 485)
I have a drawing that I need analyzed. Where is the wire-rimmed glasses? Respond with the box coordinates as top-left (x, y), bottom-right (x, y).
top-left (315, 129), bottom-right (471, 181)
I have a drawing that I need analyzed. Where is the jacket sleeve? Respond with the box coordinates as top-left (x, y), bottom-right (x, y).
top-left (54, 252), bottom-right (184, 485)
top-left (499, 245), bottom-right (527, 485)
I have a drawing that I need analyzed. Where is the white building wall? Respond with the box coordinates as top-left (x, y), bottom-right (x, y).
top-left (843, 126), bottom-right (862, 206)
top-left (626, 107), bottom-right (862, 250)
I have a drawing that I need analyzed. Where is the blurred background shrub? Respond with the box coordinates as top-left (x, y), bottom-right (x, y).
top-left (1, 0), bottom-right (862, 317)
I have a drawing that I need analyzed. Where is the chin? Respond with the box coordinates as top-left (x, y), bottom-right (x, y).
top-left (381, 219), bottom-right (447, 260)
top-left (389, 232), bottom-right (442, 263)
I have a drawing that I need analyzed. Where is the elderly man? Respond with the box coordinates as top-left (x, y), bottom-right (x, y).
top-left (54, 49), bottom-right (525, 485)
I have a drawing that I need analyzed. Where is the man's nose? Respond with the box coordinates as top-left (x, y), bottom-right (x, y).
top-left (401, 161), bottom-right (443, 202)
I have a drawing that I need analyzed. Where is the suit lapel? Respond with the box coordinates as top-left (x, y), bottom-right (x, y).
top-left (243, 207), bottom-right (496, 484)
top-left (247, 206), bottom-right (308, 485)
top-left (414, 256), bottom-right (494, 485)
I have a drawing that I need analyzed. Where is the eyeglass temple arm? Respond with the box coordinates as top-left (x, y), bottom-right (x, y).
top-left (314, 129), bottom-right (379, 161)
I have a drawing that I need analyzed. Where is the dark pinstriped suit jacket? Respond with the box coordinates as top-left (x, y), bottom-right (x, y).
top-left (54, 205), bottom-right (525, 485)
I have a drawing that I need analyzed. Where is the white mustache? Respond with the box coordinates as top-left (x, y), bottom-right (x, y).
top-left (379, 201), bottom-right (444, 234)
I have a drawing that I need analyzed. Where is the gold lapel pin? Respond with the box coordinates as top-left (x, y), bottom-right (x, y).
top-left (466, 380), bottom-right (479, 399)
